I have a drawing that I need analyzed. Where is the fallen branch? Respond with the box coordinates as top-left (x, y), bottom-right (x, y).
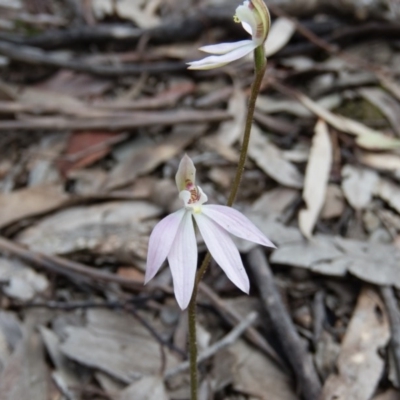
top-left (164, 311), bottom-right (258, 379)
top-left (0, 40), bottom-right (186, 76)
top-left (0, 109), bottom-right (230, 131)
top-left (0, 236), bottom-right (170, 292)
top-left (247, 247), bottom-right (322, 400)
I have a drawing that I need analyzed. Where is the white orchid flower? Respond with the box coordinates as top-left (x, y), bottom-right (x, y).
top-left (145, 154), bottom-right (275, 310)
top-left (187, 0), bottom-right (270, 70)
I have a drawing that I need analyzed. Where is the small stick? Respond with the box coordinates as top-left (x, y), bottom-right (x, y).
top-left (0, 109), bottom-right (230, 131)
top-left (380, 286), bottom-right (400, 383)
top-left (0, 236), bottom-right (170, 292)
top-left (164, 312), bottom-right (257, 379)
top-left (247, 247), bottom-right (322, 400)
top-left (198, 281), bottom-right (285, 369)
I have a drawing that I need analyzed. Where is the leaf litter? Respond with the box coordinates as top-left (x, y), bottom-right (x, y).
top-left (1, 1), bottom-right (400, 399)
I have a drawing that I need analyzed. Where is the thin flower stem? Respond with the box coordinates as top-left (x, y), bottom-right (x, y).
top-left (187, 252), bottom-right (210, 400)
top-left (187, 46), bottom-right (267, 400)
top-left (188, 292), bottom-right (198, 400)
top-left (227, 46), bottom-right (267, 206)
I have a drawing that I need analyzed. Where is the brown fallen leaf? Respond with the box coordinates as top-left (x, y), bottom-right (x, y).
top-left (0, 184), bottom-right (69, 228)
top-left (321, 287), bottom-right (389, 400)
top-left (34, 70), bottom-right (112, 98)
top-left (58, 131), bottom-right (127, 175)
top-left (248, 125), bottom-right (304, 189)
top-left (299, 120), bottom-right (332, 238)
top-left (321, 184), bottom-right (345, 219)
top-left (104, 123), bottom-right (207, 190)
top-left (117, 267), bottom-right (144, 282)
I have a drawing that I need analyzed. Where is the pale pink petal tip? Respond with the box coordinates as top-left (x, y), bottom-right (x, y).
top-left (201, 205), bottom-right (276, 249)
top-left (194, 213), bottom-right (250, 294)
top-left (145, 209), bottom-right (185, 285)
top-left (168, 212), bottom-right (198, 309)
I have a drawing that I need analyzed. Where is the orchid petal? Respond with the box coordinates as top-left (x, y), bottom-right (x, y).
top-left (236, 4), bottom-right (258, 37)
top-left (241, 21), bottom-right (252, 36)
top-left (201, 205), bottom-right (276, 248)
top-left (168, 212), bottom-right (197, 309)
top-left (199, 40), bottom-right (254, 55)
top-left (145, 209), bottom-right (185, 284)
top-left (175, 154), bottom-right (196, 192)
top-left (194, 213), bottom-right (249, 293)
top-left (187, 42), bottom-right (257, 70)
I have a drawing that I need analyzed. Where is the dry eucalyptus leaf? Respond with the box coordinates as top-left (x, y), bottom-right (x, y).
top-left (271, 232), bottom-right (400, 288)
top-left (359, 152), bottom-right (400, 172)
top-left (0, 323), bottom-right (51, 400)
top-left (0, 258), bottom-right (48, 301)
top-left (321, 184), bottom-right (345, 219)
top-left (341, 165), bottom-right (379, 210)
top-left (297, 91), bottom-right (400, 150)
top-left (202, 87), bottom-right (245, 162)
top-left (61, 309), bottom-right (178, 384)
top-left (105, 124), bottom-right (206, 190)
top-left (119, 376), bottom-right (168, 400)
top-left (231, 340), bottom-right (297, 400)
top-left (0, 184), bottom-right (69, 228)
top-left (359, 87), bottom-right (400, 136)
top-left (248, 125), bottom-right (304, 188)
top-left (374, 178), bottom-right (400, 215)
top-left (256, 93), bottom-right (341, 118)
top-left (0, 312), bottom-right (22, 374)
top-left (321, 288), bottom-right (389, 400)
top-left (92, 0), bottom-right (159, 28)
top-left (40, 326), bottom-right (80, 400)
top-left (214, 86), bottom-right (246, 146)
top-left (299, 120), bottom-right (332, 238)
top-left (17, 201), bottom-right (160, 262)
top-left (252, 187), bottom-right (299, 215)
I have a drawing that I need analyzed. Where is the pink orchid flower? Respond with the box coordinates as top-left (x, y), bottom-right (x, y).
top-left (187, 0), bottom-right (270, 70)
top-left (145, 155), bottom-right (275, 309)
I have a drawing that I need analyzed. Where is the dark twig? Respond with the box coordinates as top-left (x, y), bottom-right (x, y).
top-left (380, 286), bottom-right (400, 384)
top-left (0, 109), bottom-right (230, 131)
top-left (247, 247), bottom-right (322, 400)
top-left (198, 281), bottom-right (285, 369)
top-left (0, 5), bottom-right (238, 49)
top-left (0, 40), bottom-right (186, 76)
top-left (127, 306), bottom-right (184, 362)
top-left (0, 236), bottom-right (170, 292)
